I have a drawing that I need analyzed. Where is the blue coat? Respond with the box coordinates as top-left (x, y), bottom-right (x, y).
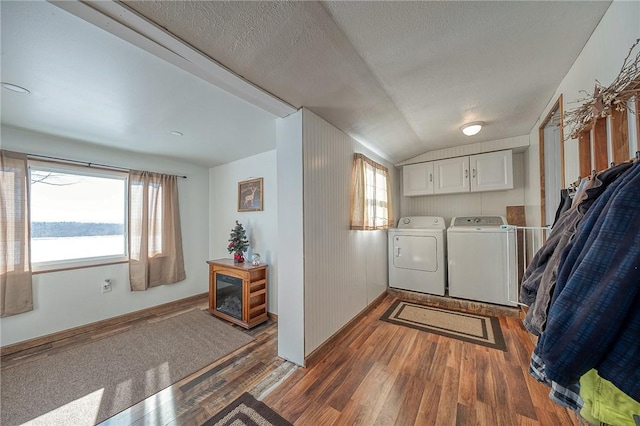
top-left (520, 161), bottom-right (632, 335)
top-left (540, 161), bottom-right (640, 401)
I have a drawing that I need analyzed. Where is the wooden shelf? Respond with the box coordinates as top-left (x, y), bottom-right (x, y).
top-left (207, 259), bottom-right (268, 329)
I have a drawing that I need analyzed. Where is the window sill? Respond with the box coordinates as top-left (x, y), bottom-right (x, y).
top-left (32, 258), bottom-right (129, 274)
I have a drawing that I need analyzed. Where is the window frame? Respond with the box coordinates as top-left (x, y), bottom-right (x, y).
top-left (28, 160), bottom-right (129, 272)
top-left (364, 162), bottom-right (391, 228)
top-left (350, 153), bottom-right (393, 231)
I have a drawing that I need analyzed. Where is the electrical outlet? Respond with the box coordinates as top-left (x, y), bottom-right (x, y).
top-left (101, 280), bottom-right (112, 293)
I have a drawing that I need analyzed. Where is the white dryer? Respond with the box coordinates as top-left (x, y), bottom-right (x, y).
top-left (388, 216), bottom-right (446, 296)
top-left (447, 216), bottom-right (517, 306)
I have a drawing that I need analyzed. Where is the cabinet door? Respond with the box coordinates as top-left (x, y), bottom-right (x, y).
top-left (470, 150), bottom-right (513, 192)
top-left (433, 156), bottom-right (470, 194)
top-left (403, 162), bottom-right (434, 196)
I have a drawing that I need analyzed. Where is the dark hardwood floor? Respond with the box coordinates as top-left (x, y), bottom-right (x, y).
top-left (1, 294), bottom-right (581, 425)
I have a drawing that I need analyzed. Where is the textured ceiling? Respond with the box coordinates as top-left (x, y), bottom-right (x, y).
top-left (1, 1), bottom-right (613, 166)
top-left (123, 0), bottom-right (612, 163)
top-left (122, 0), bottom-right (421, 161)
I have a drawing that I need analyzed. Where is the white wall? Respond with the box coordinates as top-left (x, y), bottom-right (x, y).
top-left (302, 109), bottom-right (396, 356)
top-left (0, 126), bottom-right (210, 346)
top-left (209, 150), bottom-right (278, 314)
top-left (400, 152), bottom-right (526, 225)
top-left (276, 110), bottom-right (305, 366)
top-left (525, 0), bottom-right (640, 226)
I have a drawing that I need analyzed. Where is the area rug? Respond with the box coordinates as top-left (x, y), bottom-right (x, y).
top-left (380, 300), bottom-right (506, 351)
top-left (1, 309), bottom-right (255, 426)
top-left (202, 392), bottom-right (292, 426)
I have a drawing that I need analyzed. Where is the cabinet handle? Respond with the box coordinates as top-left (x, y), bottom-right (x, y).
top-left (396, 247), bottom-right (401, 257)
top-left (429, 173), bottom-right (433, 182)
top-left (472, 168), bottom-right (477, 178)
top-left (465, 169), bottom-right (469, 179)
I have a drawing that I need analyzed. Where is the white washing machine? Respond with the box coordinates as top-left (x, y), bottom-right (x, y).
top-left (447, 216), bottom-right (517, 306)
top-left (388, 216), bottom-right (446, 296)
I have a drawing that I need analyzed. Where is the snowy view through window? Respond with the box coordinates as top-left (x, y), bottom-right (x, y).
top-left (30, 167), bottom-right (127, 264)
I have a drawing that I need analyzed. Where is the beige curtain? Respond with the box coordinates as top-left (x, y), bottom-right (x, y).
top-left (350, 153), bottom-right (394, 230)
top-left (0, 150), bottom-right (33, 317)
top-left (129, 171), bottom-right (185, 291)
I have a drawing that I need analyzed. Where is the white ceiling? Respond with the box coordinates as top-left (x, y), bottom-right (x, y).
top-left (0, 1), bottom-right (280, 168)
top-left (1, 0), bottom-right (612, 167)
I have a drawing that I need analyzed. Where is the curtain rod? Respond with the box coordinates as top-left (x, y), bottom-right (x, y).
top-left (25, 153), bottom-right (187, 179)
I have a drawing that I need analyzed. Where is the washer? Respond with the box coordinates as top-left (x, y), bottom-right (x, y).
top-left (447, 216), bottom-right (517, 306)
top-left (388, 216), bottom-right (446, 296)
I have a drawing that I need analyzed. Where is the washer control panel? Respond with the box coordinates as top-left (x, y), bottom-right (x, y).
top-left (450, 216), bottom-right (506, 227)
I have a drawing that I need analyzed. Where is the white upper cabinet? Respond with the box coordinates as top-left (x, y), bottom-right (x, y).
top-left (402, 162), bottom-right (434, 196)
top-left (470, 150), bottom-right (513, 192)
top-left (403, 150), bottom-right (514, 196)
top-left (433, 156), bottom-right (470, 194)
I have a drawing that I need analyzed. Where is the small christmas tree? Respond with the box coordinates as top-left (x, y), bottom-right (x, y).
top-left (227, 220), bottom-right (249, 263)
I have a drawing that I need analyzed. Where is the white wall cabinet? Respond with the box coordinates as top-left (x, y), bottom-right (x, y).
top-left (470, 150), bottom-right (513, 192)
top-left (433, 156), bottom-right (470, 194)
top-left (403, 150), bottom-right (513, 196)
top-left (402, 162), bottom-right (434, 196)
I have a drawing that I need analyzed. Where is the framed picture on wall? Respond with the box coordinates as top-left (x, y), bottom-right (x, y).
top-left (238, 178), bottom-right (263, 212)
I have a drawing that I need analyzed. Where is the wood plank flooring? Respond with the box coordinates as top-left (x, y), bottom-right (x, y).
top-left (1, 294), bottom-right (581, 425)
top-left (263, 296), bottom-right (580, 425)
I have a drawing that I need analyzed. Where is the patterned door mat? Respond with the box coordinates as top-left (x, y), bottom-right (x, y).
top-left (380, 300), bottom-right (507, 351)
top-left (202, 392), bottom-right (292, 426)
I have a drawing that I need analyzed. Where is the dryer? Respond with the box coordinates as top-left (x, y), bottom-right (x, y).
top-left (447, 216), bottom-right (517, 306)
top-left (388, 216), bottom-right (446, 296)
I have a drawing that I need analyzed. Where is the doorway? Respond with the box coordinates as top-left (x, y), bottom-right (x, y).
top-left (539, 96), bottom-right (565, 227)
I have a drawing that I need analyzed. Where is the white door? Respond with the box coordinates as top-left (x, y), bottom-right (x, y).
top-left (403, 162), bottom-right (434, 196)
top-left (392, 235), bottom-right (437, 272)
top-left (544, 125), bottom-right (562, 226)
top-left (433, 157), bottom-right (470, 194)
top-left (470, 150), bottom-right (513, 192)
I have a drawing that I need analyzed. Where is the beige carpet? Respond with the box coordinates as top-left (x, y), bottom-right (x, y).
top-left (1, 309), bottom-right (254, 425)
top-left (381, 300), bottom-right (506, 351)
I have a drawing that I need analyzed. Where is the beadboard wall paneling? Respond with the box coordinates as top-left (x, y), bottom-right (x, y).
top-left (364, 230), bottom-right (389, 303)
top-left (402, 192), bottom-right (482, 226)
top-left (400, 152), bottom-right (525, 226)
top-left (397, 135), bottom-right (529, 166)
top-left (302, 109), bottom-right (391, 356)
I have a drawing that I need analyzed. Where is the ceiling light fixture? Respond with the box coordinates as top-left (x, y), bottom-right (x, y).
top-left (1, 82), bottom-right (30, 94)
top-left (461, 121), bottom-right (484, 136)
top-left (170, 131), bottom-right (183, 136)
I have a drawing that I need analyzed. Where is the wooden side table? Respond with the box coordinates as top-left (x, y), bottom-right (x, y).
top-left (207, 259), bottom-right (268, 329)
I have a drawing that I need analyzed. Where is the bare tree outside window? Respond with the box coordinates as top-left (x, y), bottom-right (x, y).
top-left (30, 170), bottom-right (82, 186)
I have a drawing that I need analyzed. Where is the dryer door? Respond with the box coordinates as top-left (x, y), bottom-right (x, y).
top-left (393, 235), bottom-right (438, 272)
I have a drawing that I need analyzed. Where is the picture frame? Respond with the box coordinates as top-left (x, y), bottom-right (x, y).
top-left (237, 178), bottom-right (263, 212)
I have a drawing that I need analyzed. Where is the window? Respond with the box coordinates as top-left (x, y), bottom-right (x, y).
top-left (350, 153), bottom-right (394, 230)
top-left (29, 162), bottom-right (128, 271)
